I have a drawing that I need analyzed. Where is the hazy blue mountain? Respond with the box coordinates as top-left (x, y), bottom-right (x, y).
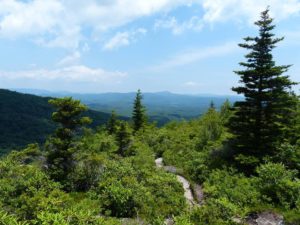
top-left (14, 89), bottom-right (242, 125)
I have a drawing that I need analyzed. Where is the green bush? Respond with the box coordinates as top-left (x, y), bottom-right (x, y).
top-left (203, 169), bottom-right (261, 214)
top-left (0, 158), bottom-right (69, 220)
top-left (256, 163), bottom-right (300, 209)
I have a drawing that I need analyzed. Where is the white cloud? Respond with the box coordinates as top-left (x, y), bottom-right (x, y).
top-left (0, 65), bottom-right (127, 82)
top-left (36, 26), bottom-right (82, 49)
top-left (184, 81), bottom-right (201, 87)
top-left (0, 0), bottom-right (299, 49)
top-left (202, 0), bottom-right (300, 24)
top-left (0, 0), bottom-right (196, 49)
top-left (57, 51), bottom-right (81, 66)
top-left (151, 42), bottom-right (239, 71)
top-left (154, 16), bottom-right (203, 35)
top-left (0, 0), bottom-right (63, 37)
top-left (103, 32), bottom-right (130, 50)
top-left (103, 28), bottom-right (147, 51)
top-left (82, 43), bottom-right (90, 52)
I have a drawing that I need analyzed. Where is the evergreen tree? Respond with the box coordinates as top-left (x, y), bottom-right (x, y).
top-left (291, 95), bottom-right (300, 145)
top-left (198, 105), bottom-right (223, 148)
top-left (229, 8), bottom-right (297, 171)
top-left (116, 122), bottom-right (131, 156)
top-left (107, 110), bottom-right (119, 135)
top-left (46, 97), bottom-right (91, 185)
top-left (209, 101), bottom-right (215, 110)
top-left (132, 89), bottom-right (147, 132)
top-left (220, 99), bottom-right (232, 123)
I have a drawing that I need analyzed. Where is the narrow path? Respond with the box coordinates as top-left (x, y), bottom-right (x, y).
top-left (176, 175), bottom-right (195, 206)
top-left (155, 159), bottom-right (283, 225)
top-left (155, 157), bottom-right (201, 206)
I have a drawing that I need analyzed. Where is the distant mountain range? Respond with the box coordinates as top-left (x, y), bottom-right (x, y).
top-left (13, 88), bottom-right (242, 125)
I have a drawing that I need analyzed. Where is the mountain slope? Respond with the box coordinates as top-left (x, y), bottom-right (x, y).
top-left (0, 89), bottom-right (120, 153)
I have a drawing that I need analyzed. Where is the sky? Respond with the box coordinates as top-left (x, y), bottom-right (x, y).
top-left (0, 0), bottom-right (299, 95)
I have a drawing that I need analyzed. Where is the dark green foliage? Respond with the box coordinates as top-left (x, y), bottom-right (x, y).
top-left (107, 111), bottom-right (119, 134)
top-left (132, 90), bottom-right (147, 132)
top-left (0, 89), bottom-right (55, 153)
top-left (290, 95), bottom-right (300, 145)
top-left (229, 9), bottom-right (297, 171)
top-left (46, 97), bottom-right (91, 185)
top-left (116, 122), bottom-right (132, 156)
top-left (272, 143), bottom-right (300, 172)
top-left (0, 89), bottom-right (119, 154)
top-left (210, 101), bottom-right (215, 110)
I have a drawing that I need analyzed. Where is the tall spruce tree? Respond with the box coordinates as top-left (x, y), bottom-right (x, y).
top-left (116, 122), bottom-right (131, 156)
top-left (107, 110), bottom-right (119, 135)
top-left (132, 89), bottom-right (147, 132)
top-left (229, 8), bottom-right (297, 171)
top-left (46, 97), bottom-right (91, 185)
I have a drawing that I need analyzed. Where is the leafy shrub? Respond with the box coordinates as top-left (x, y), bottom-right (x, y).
top-left (204, 169), bottom-right (261, 214)
top-left (0, 157), bottom-right (69, 220)
top-left (93, 158), bottom-right (186, 221)
top-left (256, 163), bottom-right (300, 209)
top-left (0, 210), bottom-right (28, 225)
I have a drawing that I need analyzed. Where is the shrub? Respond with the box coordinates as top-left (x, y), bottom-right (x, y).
top-left (256, 163), bottom-right (300, 209)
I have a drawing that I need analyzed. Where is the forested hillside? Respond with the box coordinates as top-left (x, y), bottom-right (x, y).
top-left (0, 9), bottom-right (300, 225)
top-left (0, 89), bottom-right (126, 154)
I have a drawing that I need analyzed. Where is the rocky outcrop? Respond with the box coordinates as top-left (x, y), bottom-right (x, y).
top-left (245, 212), bottom-right (284, 225)
top-left (155, 158), bottom-right (163, 168)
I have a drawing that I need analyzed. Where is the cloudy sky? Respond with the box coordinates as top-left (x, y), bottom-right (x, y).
top-left (0, 0), bottom-right (299, 94)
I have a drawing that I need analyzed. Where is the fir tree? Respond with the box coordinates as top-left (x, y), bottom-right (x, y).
top-left (46, 97), bottom-right (91, 185)
top-left (291, 95), bottom-right (300, 145)
top-left (229, 8), bottom-right (297, 171)
top-left (107, 110), bottom-right (119, 135)
top-left (220, 99), bottom-right (232, 123)
top-left (132, 89), bottom-right (147, 132)
top-left (116, 122), bottom-right (131, 156)
top-left (209, 101), bottom-right (215, 110)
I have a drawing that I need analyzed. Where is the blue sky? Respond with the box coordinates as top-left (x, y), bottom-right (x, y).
top-left (0, 0), bottom-right (299, 94)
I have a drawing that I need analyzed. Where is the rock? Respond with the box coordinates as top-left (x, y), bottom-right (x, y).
top-left (176, 175), bottom-right (195, 206)
top-left (164, 166), bottom-right (177, 174)
top-left (155, 157), bottom-right (163, 168)
top-left (245, 212), bottom-right (284, 225)
top-left (193, 184), bottom-right (204, 204)
top-left (164, 218), bottom-right (174, 225)
top-left (121, 218), bottom-right (145, 225)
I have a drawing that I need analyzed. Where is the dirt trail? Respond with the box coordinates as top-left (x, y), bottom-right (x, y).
top-left (155, 157), bottom-right (201, 206)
